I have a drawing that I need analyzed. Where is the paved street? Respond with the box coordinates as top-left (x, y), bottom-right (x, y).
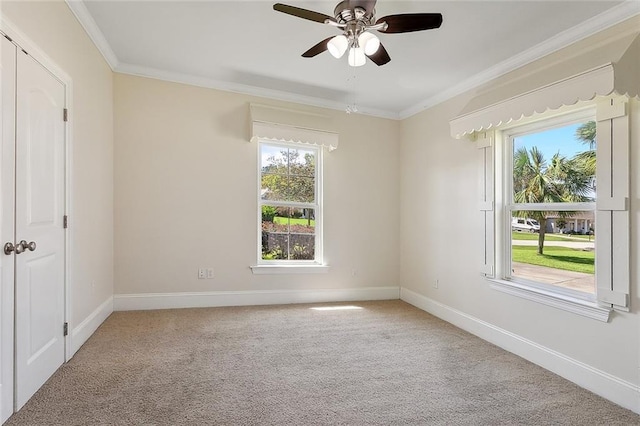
top-left (512, 240), bottom-right (594, 250)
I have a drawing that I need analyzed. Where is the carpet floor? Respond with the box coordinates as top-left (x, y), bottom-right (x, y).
top-left (6, 300), bottom-right (639, 425)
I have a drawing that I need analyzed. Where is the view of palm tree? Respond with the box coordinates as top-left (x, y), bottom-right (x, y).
top-left (511, 120), bottom-right (597, 294)
top-left (574, 120), bottom-right (596, 177)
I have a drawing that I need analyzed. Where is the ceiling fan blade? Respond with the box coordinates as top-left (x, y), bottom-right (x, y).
top-left (376, 13), bottom-right (443, 34)
top-left (302, 37), bottom-right (334, 58)
top-left (366, 43), bottom-right (390, 66)
top-left (273, 3), bottom-right (336, 24)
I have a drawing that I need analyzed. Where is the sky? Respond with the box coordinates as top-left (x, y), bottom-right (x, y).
top-left (261, 145), bottom-right (314, 169)
top-left (513, 122), bottom-right (590, 162)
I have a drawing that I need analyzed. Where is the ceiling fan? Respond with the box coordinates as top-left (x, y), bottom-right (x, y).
top-left (273, 0), bottom-right (443, 67)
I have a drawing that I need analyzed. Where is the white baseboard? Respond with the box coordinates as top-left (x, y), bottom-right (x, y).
top-left (114, 286), bottom-right (400, 311)
top-left (400, 287), bottom-right (640, 414)
top-left (68, 296), bottom-right (113, 359)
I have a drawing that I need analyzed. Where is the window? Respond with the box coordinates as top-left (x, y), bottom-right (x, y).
top-left (448, 35), bottom-right (637, 318)
top-left (258, 141), bottom-right (322, 264)
top-left (478, 98), bottom-right (630, 321)
top-left (504, 113), bottom-right (596, 299)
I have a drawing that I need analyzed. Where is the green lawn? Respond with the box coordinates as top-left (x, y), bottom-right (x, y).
top-left (559, 233), bottom-right (594, 240)
top-left (512, 245), bottom-right (594, 274)
top-left (273, 216), bottom-right (315, 226)
top-left (512, 232), bottom-right (594, 242)
top-left (512, 232), bottom-right (563, 242)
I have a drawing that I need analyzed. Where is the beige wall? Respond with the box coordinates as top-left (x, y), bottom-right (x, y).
top-left (400, 19), bottom-right (640, 388)
top-left (114, 74), bottom-right (400, 295)
top-left (1, 1), bottom-right (114, 327)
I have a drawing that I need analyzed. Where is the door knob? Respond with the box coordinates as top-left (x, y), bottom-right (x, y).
top-left (18, 240), bottom-right (36, 252)
top-left (15, 241), bottom-right (25, 254)
top-left (3, 242), bottom-right (14, 255)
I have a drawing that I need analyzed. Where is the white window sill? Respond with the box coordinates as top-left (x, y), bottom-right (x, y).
top-left (487, 278), bottom-right (611, 322)
top-left (250, 264), bottom-right (330, 275)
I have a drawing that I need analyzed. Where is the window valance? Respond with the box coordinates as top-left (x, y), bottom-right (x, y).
top-left (250, 104), bottom-right (339, 151)
top-left (450, 32), bottom-right (640, 138)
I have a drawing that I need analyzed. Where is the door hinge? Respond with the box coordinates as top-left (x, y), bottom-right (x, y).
top-left (63, 322), bottom-right (68, 337)
top-left (63, 215), bottom-right (68, 229)
top-left (63, 108), bottom-right (68, 122)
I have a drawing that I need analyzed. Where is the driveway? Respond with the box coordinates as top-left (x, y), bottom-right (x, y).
top-left (511, 262), bottom-right (594, 293)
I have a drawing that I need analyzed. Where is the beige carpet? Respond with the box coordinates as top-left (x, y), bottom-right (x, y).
top-left (6, 300), bottom-right (639, 425)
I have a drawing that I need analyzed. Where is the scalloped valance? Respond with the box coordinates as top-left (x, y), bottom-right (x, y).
top-left (450, 32), bottom-right (640, 139)
top-left (250, 104), bottom-right (339, 151)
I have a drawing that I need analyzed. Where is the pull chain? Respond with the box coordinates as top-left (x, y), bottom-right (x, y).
top-left (346, 67), bottom-right (358, 114)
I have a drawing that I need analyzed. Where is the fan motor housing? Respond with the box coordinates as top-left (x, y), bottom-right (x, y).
top-left (334, 0), bottom-right (375, 24)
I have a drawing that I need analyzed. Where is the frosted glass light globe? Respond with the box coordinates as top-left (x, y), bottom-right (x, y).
top-left (348, 47), bottom-right (366, 67)
top-left (358, 32), bottom-right (380, 56)
top-left (327, 35), bottom-right (349, 59)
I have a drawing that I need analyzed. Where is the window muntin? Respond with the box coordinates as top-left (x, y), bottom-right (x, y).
top-left (259, 141), bottom-right (321, 263)
top-left (504, 115), bottom-right (596, 297)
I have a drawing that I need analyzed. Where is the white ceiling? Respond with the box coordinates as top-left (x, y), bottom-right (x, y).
top-left (70, 1), bottom-right (637, 119)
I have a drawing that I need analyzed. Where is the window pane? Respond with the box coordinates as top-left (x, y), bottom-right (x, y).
top-left (513, 121), bottom-right (596, 204)
top-left (509, 120), bottom-right (596, 294)
top-left (261, 206), bottom-right (315, 261)
top-left (261, 145), bottom-right (288, 175)
top-left (289, 208), bottom-right (315, 260)
top-left (289, 208), bottom-right (315, 234)
top-left (261, 175), bottom-right (289, 201)
top-left (260, 146), bottom-right (316, 202)
top-left (288, 177), bottom-right (315, 203)
top-left (261, 206), bottom-right (289, 260)
top-left (289, 148), bottom-right (315, 177)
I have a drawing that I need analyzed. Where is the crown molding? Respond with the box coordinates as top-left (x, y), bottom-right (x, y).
top-left (399, 0), bottom-right (640, 120)
top-left (0, 15), bottom-right (73, 85)
top-left (65, 0), bottom-right (638, 122)
top-left (115, 62), bottom-right (400, 120)
top-left (65, 0), bottom-right (395, 118)
top-left (65, 0), bottom-right (119, 69)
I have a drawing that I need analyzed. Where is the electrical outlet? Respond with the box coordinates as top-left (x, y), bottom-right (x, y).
top-left (433, 279), bottom-right (439, 289)
top-left (198, 268), bottom-right (206, 279)
top-left (206, 268), bottom-right (214, 279)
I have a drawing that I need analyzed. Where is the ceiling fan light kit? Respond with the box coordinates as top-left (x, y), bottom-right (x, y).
top-left (273, 0), bottom-right (442, 67)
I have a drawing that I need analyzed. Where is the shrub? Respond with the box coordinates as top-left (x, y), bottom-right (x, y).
top-left (291, 244), bottom-right (314, 260)
top-left (261, 206), bottom-right (277, 222)
top-left (262, 246), bottom-right (287, 260)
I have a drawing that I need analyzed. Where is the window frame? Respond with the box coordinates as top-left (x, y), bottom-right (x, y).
top-left (501, 109), bottom-right (597, 302)
top-left (483, 103), bottom-right (622, 322)
top-left (256, 139), bottom-right (324, 267)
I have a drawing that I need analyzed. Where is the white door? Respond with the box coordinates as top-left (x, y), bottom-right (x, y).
top-left (13, 49), bottom-right (66, 410)
top-left (0, 36), bottom-right (17, 424)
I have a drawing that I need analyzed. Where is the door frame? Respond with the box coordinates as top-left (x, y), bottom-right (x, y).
top-left (0, 16), bottom-right (73, 363)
